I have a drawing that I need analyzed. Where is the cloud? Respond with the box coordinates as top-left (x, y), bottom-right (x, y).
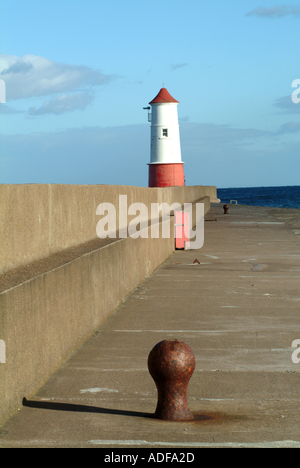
top-left (277, 121), bottom-right (300, 133)
top-left (171, 63), bottom-right (188, 71)
top-left (0, 124), bottom-right (150, 185)
top-left (180, 122), bottom-right (272, 147)
top-left (0, 53), bottom-right (112, 101)
top-left (179, 122), bottom-right (300, 187)
top-left (1, 121), bottom-right (299, 187)
top-left (246, 5), bottom-right (300, 18)
top-left (0, 104), bottom-right (22, 115)
top-left (273, 95), bottom-right (300, 114)
top-left (28, 92), bottom-right (94, 116)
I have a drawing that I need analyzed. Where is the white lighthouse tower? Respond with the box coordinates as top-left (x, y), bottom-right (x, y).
top-left (146, 87), bottom-right (185, 187)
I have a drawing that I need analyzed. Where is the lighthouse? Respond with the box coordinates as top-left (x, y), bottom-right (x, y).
top-left (146, 87), bottom-right (185, 188)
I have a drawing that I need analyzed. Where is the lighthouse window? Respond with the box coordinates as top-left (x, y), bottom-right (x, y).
top-left (162, 128), bottom-right (168, 137)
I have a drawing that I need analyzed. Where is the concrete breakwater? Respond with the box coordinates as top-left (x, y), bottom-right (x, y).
top-left (0, 184), bottom-right (214, 426)
top-left (0, 202), bottom-right (300, 447)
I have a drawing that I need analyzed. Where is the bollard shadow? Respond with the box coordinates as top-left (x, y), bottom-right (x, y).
top-left (22, 397), bottom-right (154, 419)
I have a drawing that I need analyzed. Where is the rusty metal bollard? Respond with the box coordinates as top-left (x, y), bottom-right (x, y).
top-left (223, 204), bottom-right (229, 214)
top-left (148, 339), bottom-right (195, 421)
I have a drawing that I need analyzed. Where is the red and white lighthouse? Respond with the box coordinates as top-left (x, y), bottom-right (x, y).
top-left (146, 87), bottom-right (185, 188)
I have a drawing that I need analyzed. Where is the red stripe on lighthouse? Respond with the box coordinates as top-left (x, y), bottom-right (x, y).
top-left (148, 163), bottom-right (185, 187)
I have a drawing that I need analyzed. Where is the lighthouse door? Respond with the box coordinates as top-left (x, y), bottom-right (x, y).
top-left (175, 211), bottom-right (190, 250)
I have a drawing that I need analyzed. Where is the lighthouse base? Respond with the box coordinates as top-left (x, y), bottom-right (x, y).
top-left (148, 163), bottom-right (185, 188)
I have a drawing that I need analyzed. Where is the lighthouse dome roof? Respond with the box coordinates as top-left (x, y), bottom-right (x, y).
top-left (149, 88), bottom-right (179, 104)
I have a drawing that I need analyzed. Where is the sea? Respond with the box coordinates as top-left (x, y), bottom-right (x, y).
top-left (217, 186), bottom-right (300, 210)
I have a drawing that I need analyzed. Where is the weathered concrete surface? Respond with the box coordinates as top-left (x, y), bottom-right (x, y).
top-left (0, 203), bottom-right (300, 448)
top-left (0, 218), bottom-right (177, 427)
top-left (0, 188), bottom-right (210, 427)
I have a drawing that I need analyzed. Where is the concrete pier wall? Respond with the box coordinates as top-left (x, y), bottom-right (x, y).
top-left (0, 184), bottom-right (216, 274)
top-left (0, 184), bottom-right (215, 426)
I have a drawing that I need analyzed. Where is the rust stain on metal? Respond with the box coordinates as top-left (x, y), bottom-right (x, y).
top-left (148, 339), bottom-right (195, 421)
top-left (190, 411), bottom-right (249, 424)
top-left (149, 411), bottom-right (249, 424)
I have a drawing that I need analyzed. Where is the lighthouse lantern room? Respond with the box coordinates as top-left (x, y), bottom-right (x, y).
top-left (146, 87), bottom-right (185, 188)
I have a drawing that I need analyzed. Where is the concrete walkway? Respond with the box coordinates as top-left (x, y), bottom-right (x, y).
top-left (1, 203), bottom-right (300, 448)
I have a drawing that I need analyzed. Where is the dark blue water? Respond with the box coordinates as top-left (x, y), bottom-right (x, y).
top-left (217, 186), bottom-right (300, 210)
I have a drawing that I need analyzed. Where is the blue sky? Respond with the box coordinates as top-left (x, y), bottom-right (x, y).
top-left (0, 0), bottom-right (300, 188)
